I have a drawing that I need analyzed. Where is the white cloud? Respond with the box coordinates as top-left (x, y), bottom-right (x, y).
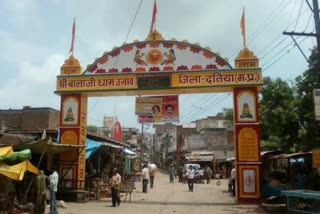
top-left (0, 54), bottom-right (64, 109)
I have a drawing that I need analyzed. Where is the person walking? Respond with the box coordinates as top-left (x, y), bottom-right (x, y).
top-left (178, 166), bottom-right (183, 182)
top-left (49, 168), bottom-right (59, 214)
top-left (168, 165), bottom-right (176, 183)
top-left (231, 167), bottom-right (236, 197)
top-left (187, 165), bottom-right (195, 192)
top-left (109, 168), bottom-right (121, 207)
top-left (141, 165), bottom-right (149, 193)
top-left (205, 166), bottom-right (213, 184)
top-left (149, 164), bottom-right (157, 188)
top-left (34, 170), bottom-right (47, 214)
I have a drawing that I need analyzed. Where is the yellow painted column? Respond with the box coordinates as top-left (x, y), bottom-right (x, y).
top-left (233, 48), bottom-right (262, 203)
top-left (58, 56), bottom-right (87, 190)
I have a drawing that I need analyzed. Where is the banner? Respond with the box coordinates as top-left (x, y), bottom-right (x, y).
top-left (136, 95), bottom-right (179, 123)
top-left (314, 89), bottom-right (320, 120)
top-left (313, 149), bottom-right (320, 168)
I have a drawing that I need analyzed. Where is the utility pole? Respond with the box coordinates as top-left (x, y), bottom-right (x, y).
top-left (140, 123), bottom-right (144, 171)
top-left (283, 0), bottom-right (320, 64)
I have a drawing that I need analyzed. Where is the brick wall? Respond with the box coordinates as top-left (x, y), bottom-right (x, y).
top-left (0, 107), bottom-right (60, 131)
top-left (0, 110), bottom-right (23, 130)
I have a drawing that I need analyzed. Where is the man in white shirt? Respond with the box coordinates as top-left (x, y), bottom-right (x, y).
top-left (141, 165), bottom-right (150, 193)
top-left (109, 168), bottom-right (121, 207)
top-left (49, 169), bottom-right (59, 214)
top-left (231, 167), bottom-right (236, 197)
top-left (187, 165), bottom-right (195, 192)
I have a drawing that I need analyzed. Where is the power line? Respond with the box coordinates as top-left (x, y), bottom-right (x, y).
top-left (89, 0), bottom-right (144, 114)
top-left (263, 36), bottom-right (309, 71)
top-left (261, 37), bottom-right (301, 67)
top-left (286, 0), bottom-right (299, 30)
top-left (231, 0), bottom-right (291, 58)
top-left (180, 94), bottom-right (217, 120)
top-left (182, 93), bottom-right (230, 122)
top-left (294, 0), bottom-right (304, 31)
top-left (259, 37), bottom-right (289, 60)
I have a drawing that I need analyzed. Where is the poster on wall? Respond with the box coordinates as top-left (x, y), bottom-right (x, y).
top-left (62, 96), bottom-right (79, 126)
top-left (136, 95), bottom-right (179, 123)
top-left (238, 165), bottom-right (260, 198)
top-left (314, 89), bottom-right (320, 120)
top-left (243, 169), bottom-right (255, 193)
top-left (237, 91), bottom-right (256, 122)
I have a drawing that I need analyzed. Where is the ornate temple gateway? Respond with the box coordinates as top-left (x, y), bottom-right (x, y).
top-left (55, 28), bottom-right (263, 203)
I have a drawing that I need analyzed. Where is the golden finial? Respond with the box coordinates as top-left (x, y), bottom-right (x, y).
top-left (224, 57), bottom-right (229, 62)
top-left (215, 52), bottom-right (221, 56)
top-left (146, 29), bottom-right (164, 41)
top-left (60, 55), bottom-right (82, 75)
top-left (205, 46), bottom-right (212, 51)
top-left (194, 42), bottom-right (200, 46)
top-left (170, 38), bottom-right (177, 41)
top-left (133, 40), bottom-right (139, 43)
top-left (182, 40), bottom-right (189, 43)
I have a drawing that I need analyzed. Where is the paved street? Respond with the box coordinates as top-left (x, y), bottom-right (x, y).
top-left (56, 171), bottom-right (269, 214)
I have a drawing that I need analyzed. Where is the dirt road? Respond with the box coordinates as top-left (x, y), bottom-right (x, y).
top-left (55, 171), bottom-right (269, 214)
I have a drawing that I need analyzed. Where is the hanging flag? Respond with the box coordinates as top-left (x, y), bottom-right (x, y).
top-left (240, 7), bottom-right (246, 48)
top-left (149, 0), bottom-right (157, 34)
top-left (69, 18), bottom-right (76, 54)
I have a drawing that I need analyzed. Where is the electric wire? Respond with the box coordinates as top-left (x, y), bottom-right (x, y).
top-left (182, 93), bottom-right (230, 123)
top-left (304, 11), bottom-right (313, 32)
top-left (88, 0), bottom-right (144, 114)
top-left (285, 0), bottom-right (299, 30)
top-left (180, 94), bottom-right (217, 120)
top-left (261, 39), bottom-right (297, 68)
top-left (230, 0), bottom-right (291, 58)
top-left (294, 0), bottom-right (304, 31)
top-left (263, 36), bottom-right (309, 71)
top-left (259, 37), bottom-right (289, 60)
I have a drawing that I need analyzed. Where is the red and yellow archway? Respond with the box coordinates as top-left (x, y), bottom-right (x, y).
top-left (55, 30), bottom-right (262, 203)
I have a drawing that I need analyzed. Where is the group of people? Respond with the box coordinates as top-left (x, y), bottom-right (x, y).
top-left (168, 164), bottom-right (213, 192)
top-left (141, 164), bottom-right (157, 193)
top-left (33, 168), bottom-right (59, 214)
top-left (108, 163), bottom-right (158, 208)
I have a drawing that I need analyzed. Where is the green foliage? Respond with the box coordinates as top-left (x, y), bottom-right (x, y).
top-left (223, 108), bottom-right (233, 120)
top-left (295, 48), bottom-right (320, 151)
top-left (259, 77), bottom-right (299, 152)
top-left (259, 47), bottom-right (320, 152)
top-left (87, 125), bottom-right (98, 133)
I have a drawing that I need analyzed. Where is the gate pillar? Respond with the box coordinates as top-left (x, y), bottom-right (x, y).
top-left (233, 48), bottom-right (261, 203)
top-left (58, 56), bottom-right (88, 190)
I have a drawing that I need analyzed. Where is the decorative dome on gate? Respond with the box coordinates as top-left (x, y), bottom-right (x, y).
top-left (83, 30), bottom-right (232, 75)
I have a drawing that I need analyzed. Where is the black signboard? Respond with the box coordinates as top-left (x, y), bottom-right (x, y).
top-left (137, 75), bottom-right (171, 89)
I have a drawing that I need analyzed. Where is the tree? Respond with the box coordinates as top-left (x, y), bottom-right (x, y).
top-left (259, 77), bottom-right (299, 152)
top-left (223, 108), bottom-right (233, 120)
top-left (87, 125), bottom-right (98, 134)
top-left (295, 48), bottom-right (320, 151)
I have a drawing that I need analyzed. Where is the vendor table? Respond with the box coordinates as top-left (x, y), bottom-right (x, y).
top-left (281, 190), bottom-right (320, 214)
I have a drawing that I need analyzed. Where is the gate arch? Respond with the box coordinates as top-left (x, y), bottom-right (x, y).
top-left (56, 30), bottom-right (262, 203)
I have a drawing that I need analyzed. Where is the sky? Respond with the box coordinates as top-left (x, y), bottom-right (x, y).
top-left (0, 0), bottom-right (316, 132)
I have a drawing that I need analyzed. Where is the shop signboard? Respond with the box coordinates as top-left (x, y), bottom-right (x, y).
top-left (136, 95), bottom-right (179, 123)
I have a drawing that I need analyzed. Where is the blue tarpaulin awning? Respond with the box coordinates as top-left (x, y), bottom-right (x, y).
top-left (86, 139), bottom-right (104, 159)
top-left (122, 148), bottom-right (136, 155)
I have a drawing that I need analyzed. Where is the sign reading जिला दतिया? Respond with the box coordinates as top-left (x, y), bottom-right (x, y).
top-left (56, 70), bottom-right (262, 94)
top-left (136, 95), bottom-right (179, 123)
